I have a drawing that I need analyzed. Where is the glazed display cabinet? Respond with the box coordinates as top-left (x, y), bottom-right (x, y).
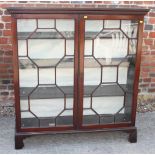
top-left (8, 7), bottom-right (149, 149)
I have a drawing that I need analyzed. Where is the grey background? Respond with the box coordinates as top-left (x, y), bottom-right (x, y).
top-left (0, 112), bottom-right (155, 154)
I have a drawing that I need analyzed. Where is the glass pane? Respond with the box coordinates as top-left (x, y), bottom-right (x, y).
top-left (92, 96), bottom-right (124, 114)
top-left (85, 20), bottom-right (103, 38)
top-left (129, 39), bottom-right (137, 54)
top-left (104, 20), bottom-right (120, 28)
top-left (38, 19), bottom-right (54, 28)
top-left (39, 68), bottom-right (55, 84)
top-left (17, 19), bottom-right (36, 32)
top-left (84, 57), bottom-right (101, 86)
top-left (85, 40), bottom-right (92, 55)
top-left (121, 20), bottom-right (138, 38)
top-left (56, 19), bottom-right (74, 39)
top-left (20, 99), bottom-right (29, 111)
top-left (56, 56), bottom-right (74, 87)
top-left (102, 67), bottom-right (117, 83)
top-left (94, 30), bottom-right (128, 58)
top-left (28, 39), bottom-right (64, 59)
top-left (30, 29), bottom-right (62, 39)
top-left (66, 40), bottom-right (74, 55)
top-left (19, 57), bottom-right (38, 88)
top-left (17, 18), bottom-right (75, 128)
top-left (21, 111), bottom-right (39, 128)
top-left (30, 99), bottom-right (64, 117)
top-left (66, 98), bottom-right (73, 109)
top-left (18, 40), bottom-right (27, 56)
top-left (83, 19), bottom-right (138, 125)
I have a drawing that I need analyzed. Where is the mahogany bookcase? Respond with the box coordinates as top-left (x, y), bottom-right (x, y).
top-left (8, 7), bottom-right (149, 149)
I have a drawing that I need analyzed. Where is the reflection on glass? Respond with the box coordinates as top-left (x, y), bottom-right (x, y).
top-left (94, 30), bottom-right (128, 58)
top-left (83, 19), bottom-right (138, 125)
top-left (121, 20), bottom-right (138, 38)
top-left (17, 19), bottom-right (75, 128)
top-left (129, 39), bottom-right (137, 54)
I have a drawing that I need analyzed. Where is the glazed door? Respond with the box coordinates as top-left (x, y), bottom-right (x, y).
top-left (80, 15), bottom-right (140, 128)
top-left (15, 15), bottom-right (79, 130)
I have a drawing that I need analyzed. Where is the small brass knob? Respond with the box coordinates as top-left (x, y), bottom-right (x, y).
top-left (139, 20), bottom-right (143, 24)
top-left (84, 16), bottom-right (88, 19)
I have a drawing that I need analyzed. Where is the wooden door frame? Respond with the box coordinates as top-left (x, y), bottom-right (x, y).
top-left (12, 14), bottom-right (79, 132)
top-left (78, 14), bottom-right (144, 129)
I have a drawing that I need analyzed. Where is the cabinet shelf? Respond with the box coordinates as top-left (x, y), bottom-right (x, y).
top-left (21, 113), bottom-right (131, 128)
top-left (17, 31), bottom-right (122, 40)
top-left (20, 84), bottom-right (133, 99)
top-left (19, 56), bottom-right (135, 69)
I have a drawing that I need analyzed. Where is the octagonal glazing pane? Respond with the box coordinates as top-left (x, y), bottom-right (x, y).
top-left (28, 39), bottom-right (64, 59)
top-left (30, 98), bottom-right (64, 117)
top-left (92, 96), bottom-right (124, 115)
top-left (28, 39), bottom-right (64, 67)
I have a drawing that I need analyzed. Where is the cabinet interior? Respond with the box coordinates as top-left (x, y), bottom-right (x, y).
top-left (17, 18), bottom-right (137, 128)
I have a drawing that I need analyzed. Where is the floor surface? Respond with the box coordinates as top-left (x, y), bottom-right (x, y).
top-left (0, 112), bottom-right (155, 154)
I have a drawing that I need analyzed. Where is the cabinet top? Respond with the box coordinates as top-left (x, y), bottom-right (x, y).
top-left (8, 6), bottom-right (149, 15)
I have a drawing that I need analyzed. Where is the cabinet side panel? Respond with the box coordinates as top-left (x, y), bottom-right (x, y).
top-left (12, 16), bottom-right (21, 132)
top-left (131, 17), bottom-right (144, 126)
